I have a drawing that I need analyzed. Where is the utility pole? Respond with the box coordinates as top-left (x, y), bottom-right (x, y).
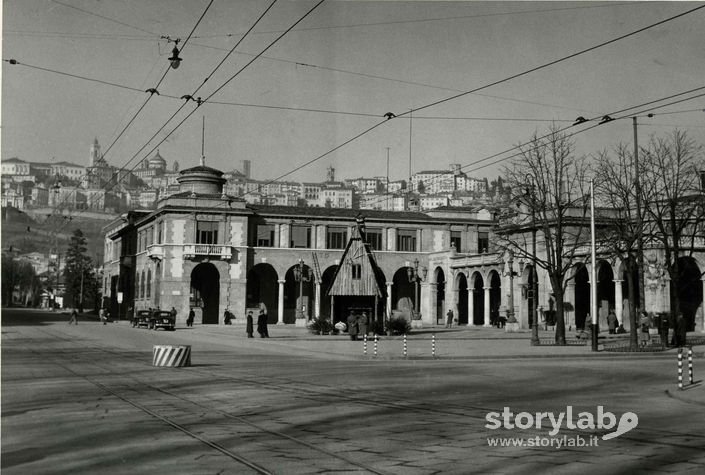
top-left (633, 117), bottom-right (646, 311)
top-left (408, 110), bottom-right (413, 211)
top-left (590, 179), bottom-right (598, 351)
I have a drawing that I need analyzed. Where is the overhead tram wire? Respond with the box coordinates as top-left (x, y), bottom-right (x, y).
top-left (53, 3), bottom-right (703, 229)
top-left (53, 0), bottom-right (315, 233)
top-left (342, 89), bottom-right (705, 211)
top-left (213, 4), bottom-right (705, 203)
top-left (45, 0), bottom-right (217, 232)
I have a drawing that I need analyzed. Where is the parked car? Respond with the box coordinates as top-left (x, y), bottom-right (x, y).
top-left (133, 310), bottom-right (152, 328)
top-left (150, 310), bottom-right (175, 331)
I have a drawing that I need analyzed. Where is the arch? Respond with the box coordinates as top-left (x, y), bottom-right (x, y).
top-left (435, 267), bottom-right (446, 325)
top-left (489, 270), bottom-right (501, 326)
top-left (596, 260), bottom-right (615, 329)
top-left (456, 272), bottom-right (468, 325)
top-left (320, 265), bottom-right (338, 322)
top-left (392, 267), bottom-right (415, 319)
top-left (285, 262), bottom-right (314, 324)
top-left (246, 263), bottom-right (278, 323)
top-left (676, 257), bottom-right (703, 331)
top-left (471, 271), bottom-right (484, 325)
top-left (574, 265), bottom-right (589, 330)
top-left (190, 263), bottom-right (220, 324)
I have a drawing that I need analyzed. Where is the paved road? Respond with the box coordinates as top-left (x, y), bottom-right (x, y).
top-left (2, 308), bottom-right (704, 474)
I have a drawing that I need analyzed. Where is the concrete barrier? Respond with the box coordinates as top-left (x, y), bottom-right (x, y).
top-left (153, 345), bottom-right (191, 367)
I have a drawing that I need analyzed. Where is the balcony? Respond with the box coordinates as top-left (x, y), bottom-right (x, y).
top-left (183, 244), bottom-right (233, 261)
top-left (147, 245), bottom-right (165, 261)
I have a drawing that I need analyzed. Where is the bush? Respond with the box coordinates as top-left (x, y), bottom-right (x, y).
top-left (369, 320), bottom-right (386, 336)
top-left (308, 318), bottom-right (334, 334)
top-left (386, 316), bottom-right (411, 335)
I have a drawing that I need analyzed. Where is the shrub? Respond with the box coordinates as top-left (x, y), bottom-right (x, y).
top-left (308, 318), bottom-right (334, 334)
top-left (369, 320), bottom-right (386, 336)
top-left (386, 316), bottom-right (411, 335)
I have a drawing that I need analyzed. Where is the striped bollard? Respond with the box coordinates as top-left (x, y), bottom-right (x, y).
top-left (678, 348), bottom-right (683, 390)
top-left (688, 347), bottom-right (694, 385)
top-left (403, 334), bottom-right (408, 358)
top-left (374, 334), bottom-right (378, 358)
top-left (363, 334), bottom-right (368, 356)
top-left (153, 345), bottom-right (191, 367)
top-left (432, 334), bottom-right (436, 358)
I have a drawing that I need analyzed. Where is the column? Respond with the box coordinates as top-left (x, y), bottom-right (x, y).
top-left (483, 286), bottom-right (491, 327)
top-left (467, 287), bottom-right (474, 326)
top-left (386, 282), bottom-right (393, 320)
top-left (613, 280), bottom-right (623, 325)
top-left (277, 280), bottom-right (285, 324)
top-left (315, 282), bottom-right (321, 320)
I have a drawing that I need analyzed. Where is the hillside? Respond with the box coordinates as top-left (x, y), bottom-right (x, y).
top-left (1, 207), bottom-right (117, 262)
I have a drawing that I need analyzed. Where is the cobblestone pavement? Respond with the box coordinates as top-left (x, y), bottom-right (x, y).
top-left (3, 308), bottom-right (704, 474)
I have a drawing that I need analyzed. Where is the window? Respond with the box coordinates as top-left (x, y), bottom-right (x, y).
top-left (478, 231), bottom-right (489, 253)
top-left (352, 264), bottom-right (362, 280)
top-left (451, 231), bottom-right (462, 252)
top-left (290, 225), bottom-right (311, 248)
top-left (139, 271), bottom-right (145, 299)
top-left (197, 221), bottom-right (219, 244)
top-left (146, 269), bottom-right (151, 298)
top-left (396, 229), bottom-right (417, 252)
top-left (326, 227), bottom-right (347, 249)
top-left (364, 228), bottom-right (383, 251)
top-left (157, 221), bottom-right (163, 244)
top-left (256, 224), bottom-right (275, 247)
top-left (146, 226), bottom-right (153, 248)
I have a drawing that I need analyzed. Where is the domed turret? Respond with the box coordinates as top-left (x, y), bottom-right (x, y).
top-left (176, 163), bottom-right (226, 195)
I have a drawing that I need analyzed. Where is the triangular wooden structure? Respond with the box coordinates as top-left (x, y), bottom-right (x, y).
top-left (328, 221), bottom-right (386, 298)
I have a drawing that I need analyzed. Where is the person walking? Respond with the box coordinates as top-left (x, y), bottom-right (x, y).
top-left (659, 313), bottom-right (670, 348)
top-left (68, 309), bottom-right (78, 325)
top-left (638, 311), bottom-right (651, 348)
top-left (675, 312), bottom-right (687, 347)
top-left (187, 308), bottom-right (195, 327)
top-left (257, 308), bottom-right (269, 338)
top-left (607, 309), bottom-right (618, 334)
top-left (445, 309), bottom-right (454, 328)
top-left (347, 311), bottom-right (359, 341)
top-left (246, 311), bottom-right (254, 338)
top-left (99, 307), bottom-right (106, 325)
top-left (358, 312), bottom-right (368, 339)
top-left (224, 309), bottom-right (232, 325)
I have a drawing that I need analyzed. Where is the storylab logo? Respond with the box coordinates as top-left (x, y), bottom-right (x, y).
top-left (485, 406), bottom-right (638, 440)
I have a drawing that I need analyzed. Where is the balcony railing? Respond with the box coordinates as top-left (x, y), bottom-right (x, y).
top-left (183, 244), bottom-right (232, 260)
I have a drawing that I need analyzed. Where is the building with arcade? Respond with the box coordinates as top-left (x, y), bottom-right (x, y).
top-left (102, 162), bottom-right (705, 333)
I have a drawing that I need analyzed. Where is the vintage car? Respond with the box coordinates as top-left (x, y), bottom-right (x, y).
top-left (133, 310), bottom-right (152, 328)
top-left (149, 310), bottom-right (175, 331)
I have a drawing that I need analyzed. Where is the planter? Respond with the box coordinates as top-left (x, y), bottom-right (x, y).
top-left (505, 322), bottom-right (521, 333)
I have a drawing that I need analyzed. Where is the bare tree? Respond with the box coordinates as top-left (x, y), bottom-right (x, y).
top-left (498, 128), bottom-right (590, 345)
top-left (640, 130), bottom-right (705, 325)
top-left (594, 144), bottom-right (648, 349)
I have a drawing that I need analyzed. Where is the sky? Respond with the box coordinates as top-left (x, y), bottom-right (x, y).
top-left (2, 1), bottom-right (705, 185)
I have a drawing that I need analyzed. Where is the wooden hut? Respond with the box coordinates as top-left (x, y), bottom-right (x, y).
top-left (327, 220), bottom-right (387, 326)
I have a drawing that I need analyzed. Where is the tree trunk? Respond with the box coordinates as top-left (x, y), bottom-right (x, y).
top-left (554, 290), bottom-right (566, 345)
top-left (625, 260), bottom-right (638, 350)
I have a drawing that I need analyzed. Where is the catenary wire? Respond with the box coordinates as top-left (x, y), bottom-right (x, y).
top-left (52, 0), bottom-right (319, 234)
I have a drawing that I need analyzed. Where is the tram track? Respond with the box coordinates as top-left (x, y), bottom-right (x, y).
top-left (7, 323), bottom-right (705, 473)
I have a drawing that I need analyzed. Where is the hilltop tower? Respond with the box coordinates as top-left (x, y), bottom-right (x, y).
top-left (89, 137), bottom-right (101, 166)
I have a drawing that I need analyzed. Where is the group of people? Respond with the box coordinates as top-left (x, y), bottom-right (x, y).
top-left (639, 310), bottom-right (688, 348)
top-left (346, 311), bottom-right (369, 340)
top-left (246, 308), bottom-right (269, 338)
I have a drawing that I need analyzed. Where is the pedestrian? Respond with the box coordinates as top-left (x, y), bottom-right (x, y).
top-left (99, 307), bottom-right (106, 325)
top-left (224, 309), bottom-right (232, 325)
top-left (675, 312), bottom-right (687, 347)
top-left (347, 311), bottom-right (359, 341)
top-left (257, 308), bottom-right (269, 338)
top-left (246, 311), bottom-right (254, 338)
top-left (358, 312), bottom-right (368, 339)
top-left (639, 311), bottom-right (651, 348)
top-left (104, 309), bottom-right (110, 324)
top-left (607, 309), bottom-right (618, 334)
top-left (170, 306), bottom-right (177, 319)
top-left (446, 308), bottom-right (454, 328)
top-left (659, 313), bottom-right (670, 348)
top-left (187, 308), bottom-right (195, 327)
top-left (68, 309), bottom-right (78, 325)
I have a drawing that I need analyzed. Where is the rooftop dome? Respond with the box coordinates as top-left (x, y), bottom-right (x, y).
top-left (176, 159), bottom-right (226, 195)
